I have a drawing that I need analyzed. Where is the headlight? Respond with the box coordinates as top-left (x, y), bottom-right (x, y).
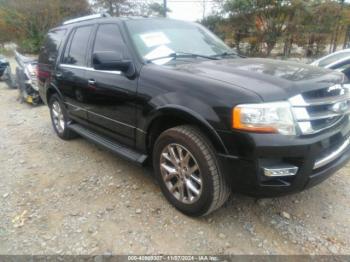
top-left (232, 101), bottom-right (296, 135)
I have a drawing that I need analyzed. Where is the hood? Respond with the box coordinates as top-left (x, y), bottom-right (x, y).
top-left (170, 58), bottom-right (345, 101)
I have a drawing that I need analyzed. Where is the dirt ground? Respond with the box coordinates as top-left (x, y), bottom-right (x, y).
top-left (0, 59), bottom-right (349, 255)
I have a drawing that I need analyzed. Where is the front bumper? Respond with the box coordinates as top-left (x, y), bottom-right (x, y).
top-left (217, 117), bottom-right (350, 197)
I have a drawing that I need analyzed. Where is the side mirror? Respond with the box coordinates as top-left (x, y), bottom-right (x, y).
top-left (92, 51), bottom-right (135, 77)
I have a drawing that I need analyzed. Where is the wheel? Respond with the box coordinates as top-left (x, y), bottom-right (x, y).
top-left (153, 125), bottom-right (230, 216)
top-left (32, 95), bottom-right (42, 106)
top-left (49, 94), bottom-right (77, 140)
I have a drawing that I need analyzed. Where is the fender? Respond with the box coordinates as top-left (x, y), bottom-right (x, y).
top-left (144, 104), bottom-right (229, 154)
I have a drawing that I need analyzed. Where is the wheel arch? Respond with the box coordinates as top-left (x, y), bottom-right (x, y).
top-left (145, 105), bottom-right (228, 155)
top-left (46, 83), bottom-right (63, 105)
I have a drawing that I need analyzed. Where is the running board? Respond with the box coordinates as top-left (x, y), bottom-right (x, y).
top-left (68, 124), bottom-right (147, 165)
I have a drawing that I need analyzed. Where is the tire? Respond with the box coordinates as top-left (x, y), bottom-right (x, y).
top-left (49, 94), bottom-right (77, 140)
top-left (32, 94), bottom-right (42, 106)
top-left (153, 125), bottom-right (230, 216)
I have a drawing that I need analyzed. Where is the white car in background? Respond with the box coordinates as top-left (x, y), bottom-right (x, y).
top-left (311, 49), bottom-right (350, 79)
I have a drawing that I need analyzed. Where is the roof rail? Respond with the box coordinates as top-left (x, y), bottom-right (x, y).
top-left (63, 13), bottom-right (110, 25)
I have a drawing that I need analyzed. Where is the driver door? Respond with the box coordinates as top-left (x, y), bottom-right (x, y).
top-left (84, 23), bottom-right (138, 147)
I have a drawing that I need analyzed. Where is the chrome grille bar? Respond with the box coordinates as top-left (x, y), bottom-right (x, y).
top-left (293, 108), bottom-right (349, 121)
top-left (305, 94), bottom-right (350, 106)
top-left (289, 84), bottom-right (350, 135)
top-left (314, 137), bottom-right (350, 169)
top-left (289, 93), bottom-right (350, 107)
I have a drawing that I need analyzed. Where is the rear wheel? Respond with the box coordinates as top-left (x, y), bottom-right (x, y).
top-left (49, 94), bottom-right (77, 140)
top-left (153, 125), bottom-right (230, 216)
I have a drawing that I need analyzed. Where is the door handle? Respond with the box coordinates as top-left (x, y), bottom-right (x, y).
top-left (88, 79), bottom-right (96, 85)
top-left (55, 72), bottom-right (62, 78)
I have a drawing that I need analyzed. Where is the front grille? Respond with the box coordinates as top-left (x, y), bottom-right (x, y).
top-left (289, 84), bottom-right (350, 135)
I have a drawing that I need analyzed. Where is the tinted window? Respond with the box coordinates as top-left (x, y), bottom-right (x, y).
top-left (330, 59), bottom-right (350, 79)
top-left (39, 29), bottom-right (66, 64)
top-left (63, 26), bottom-right (92, 66)
top-left (318, 51), bottom-right (350, 67)
top-left (93, 24), bottom-right (124, 51)
top-left (330, 59), bottom-right (350, 71)
top-left (92, 24), bottom-right (128, 60)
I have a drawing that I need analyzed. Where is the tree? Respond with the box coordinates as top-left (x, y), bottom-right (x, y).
top-left (0, 0), bottom-right (90, 53)
top-left (338, 2), bottom-right (350, 48)
top-left (0, 9), bottom-right (12, 48)
top-left (146, 2), bottom-right (171, 17)
top-left (92, 0), bottom-right (171, 17)
top-left (207, 0), bottom-right (350, 57)
top-left (299, 1), bottom-right (340, 56)
top-left (92, 0), bottom-right (135, 16)
top-left (222, 0), bottom-right (293, 56)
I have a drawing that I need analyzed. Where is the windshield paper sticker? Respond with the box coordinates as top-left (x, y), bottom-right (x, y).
top-left (145, 45), bottom-right (174, 65)
top-left (140, 32), bottom-right (170, 47)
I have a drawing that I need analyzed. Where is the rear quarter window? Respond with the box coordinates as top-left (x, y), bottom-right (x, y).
top-left (39, 29), bottom-right (67, 65)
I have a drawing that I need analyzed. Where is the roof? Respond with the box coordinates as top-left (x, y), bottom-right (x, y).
top-left (49, 14), bottom-right (172, 32)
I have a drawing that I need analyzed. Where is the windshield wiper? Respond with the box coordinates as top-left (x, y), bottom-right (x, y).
top-left (211, 52), bottom-right (239, 58)
top-left (146, 52), bottom-right (219, 63)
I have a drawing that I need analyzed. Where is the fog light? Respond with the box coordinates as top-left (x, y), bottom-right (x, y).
top-left (263, 166), bottom-right (298, 177)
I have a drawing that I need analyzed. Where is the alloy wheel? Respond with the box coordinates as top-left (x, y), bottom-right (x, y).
top-left (160, 143), bottom-right (203, 204)
top-left (51, 101), bottom-right (65, 133)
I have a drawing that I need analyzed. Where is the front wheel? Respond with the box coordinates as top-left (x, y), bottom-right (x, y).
top-left (153, 125), bottom-right (230, 216)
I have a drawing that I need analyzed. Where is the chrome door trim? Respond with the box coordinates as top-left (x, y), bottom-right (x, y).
top-left (59, 64), bottom-right (121, 75)
top-left (64, 102), bottom-right (146, 134)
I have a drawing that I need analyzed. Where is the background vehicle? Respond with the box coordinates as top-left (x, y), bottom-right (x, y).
top-left (0, 55), bottom-right (16, 89)
top-left (39, 15), bottom-right (350, 216)
top-left (15, 51), bottom-right (41, 105)
top-left (311, 49), bottom-right (350, 79)
top-left (0, 55), bottom-right (9, 78)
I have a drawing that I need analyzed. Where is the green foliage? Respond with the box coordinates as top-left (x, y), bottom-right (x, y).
top-left (0, 46), bottom-right (14, 56)
top-left (0, 0), bottom-right (90, 54)
top-left (201, 15), bottom-right (226, 38)
top-left (18, 38), bottom-right (41, 54)
top-left (92, 0), bottom-right (170, 17)
top-left (205, 0), bottom-right (350, 57)
top-left (147, 2), bottom-right (171, 16)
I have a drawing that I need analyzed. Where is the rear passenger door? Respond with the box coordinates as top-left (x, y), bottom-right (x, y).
top-left (85, 23), bottom-right (138, 147)
top-left (56, 25), bottom-right (93, 121)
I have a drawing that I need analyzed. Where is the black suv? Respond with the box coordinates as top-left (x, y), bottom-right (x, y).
top-left (38, 14), bottom-right (350, 216)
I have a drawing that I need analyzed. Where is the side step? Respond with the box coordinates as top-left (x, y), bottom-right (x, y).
top-left (68, 124), bottom-right (148, 165)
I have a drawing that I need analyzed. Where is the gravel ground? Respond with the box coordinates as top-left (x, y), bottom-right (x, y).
top-left (0, 59), bottom-right (349, 255)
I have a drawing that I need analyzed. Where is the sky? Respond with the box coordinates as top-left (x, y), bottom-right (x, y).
top-left (166, 1), bottom-right (214, 21)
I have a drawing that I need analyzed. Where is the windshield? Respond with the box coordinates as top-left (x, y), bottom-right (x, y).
top-left (125, 19), bottom-right (232, 63)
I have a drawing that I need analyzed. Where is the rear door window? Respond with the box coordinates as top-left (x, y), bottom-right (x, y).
top-left (63, 25), bottom-right (93, 66)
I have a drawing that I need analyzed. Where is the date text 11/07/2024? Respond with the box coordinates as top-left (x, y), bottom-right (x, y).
top-left (127, 255), bottom-right (220, 261)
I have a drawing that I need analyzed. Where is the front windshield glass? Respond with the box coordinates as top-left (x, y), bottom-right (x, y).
top-left (125, 19), bottom-right (232, 63)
